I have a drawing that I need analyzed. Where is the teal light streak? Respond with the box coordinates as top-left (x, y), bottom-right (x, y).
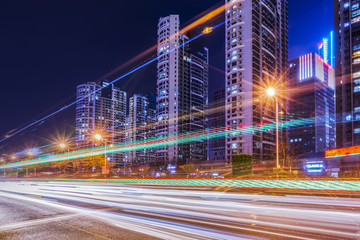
top-left (19, 178), bottom-right (360, 192)
top-left (0, 117), bottom-right (314, 170)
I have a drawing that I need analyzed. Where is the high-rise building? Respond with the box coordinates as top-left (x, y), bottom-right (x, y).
top-left (334, 1), bottom-right (360, 147)
top-left (75, 82), bottom-right (127, 166)
top-left (318, 31), bottom-right (335, 69)
top-left (287, 53), bottom-right (336, 157)
top-left (129, 94), bottom-right (156, 164)
top-left (209, 88), bottom-right (226, 161)
top-left (156, 14), bottom-right (209, 166)
top-left (225, 0), bottom-right (288, 163)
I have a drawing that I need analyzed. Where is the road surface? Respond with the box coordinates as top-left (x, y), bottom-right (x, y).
top-left (0, 180), bottom-right (359, 239)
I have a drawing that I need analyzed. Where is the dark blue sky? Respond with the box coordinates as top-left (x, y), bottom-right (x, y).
top-left (0, 0), bottom-right (333, 147)
top-left (288, 0), bottom-right (333, 60)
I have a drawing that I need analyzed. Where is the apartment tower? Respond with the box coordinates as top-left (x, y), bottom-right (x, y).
top-left (75, 82), bottom-right (127, 166)
top-left (225, 0), bottom-right (288, 163)
top-left (334, 0), bottom-right (360, 147)
top-left (156, 15), bottom-right (209, 166)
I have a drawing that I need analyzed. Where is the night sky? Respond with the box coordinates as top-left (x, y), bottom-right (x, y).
top-left (0, 0), bottom-right (333, 149)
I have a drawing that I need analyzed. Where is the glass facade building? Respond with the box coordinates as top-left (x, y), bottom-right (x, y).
top-left (129, 94), bottom-right (156, 164)
top-left (209, 88), bottom-right (226, 161)
top-left (287, 53), bottom-right (336, 157)
top-left (334, 0), bottom-right (360, 147)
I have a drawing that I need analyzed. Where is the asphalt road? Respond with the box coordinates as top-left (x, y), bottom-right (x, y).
top-left (0, 181), bottom-right (360, 240)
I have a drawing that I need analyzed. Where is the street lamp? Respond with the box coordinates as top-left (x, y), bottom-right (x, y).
top-left (267, 87), bottom-right (280, 169)
top-left (59, 143), bottom-right (67, 150)
top-left (94, 134), bottom-right (102, 141)
top-left (26, 150), bottom-right (33, 177)
top-left (59, 142), bottom-right (70, 170)
top-left (94, 134), bottom-right (108, 178)
top-left (266, 87), bottom-right (275, 97)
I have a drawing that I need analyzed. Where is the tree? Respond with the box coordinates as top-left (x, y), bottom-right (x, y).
top-left (232, 154), bottom-right (253, 177)
top-left (138, 165), bottom-right (150, 178)
top-left (51, 160), bottom-right (69, 174)
top-left (278, 140), bottom-right (300, 170)
top-left (183, 163), bottom-right (196, 178)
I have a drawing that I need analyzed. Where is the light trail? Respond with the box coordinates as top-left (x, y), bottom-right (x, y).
top-left (0, 116), bottom-right (313, 170)
top-left (0, 1), bottom-right (229, 144)
top-left (1, 181), bottom-right (360, 239)
top-left (0, 0), bottom-right (269, 146)
top-left (16, 178), bottom-right (360, 192)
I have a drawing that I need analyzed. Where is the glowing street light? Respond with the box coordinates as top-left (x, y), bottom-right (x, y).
top-left (266, 87), bottom-right (276, 97)
top-left (59, 143), bottom-right (67, 150)
top-left (94, 134), bottom-right (103, 141)
top-left (267, 87), bottom-right (280, 169)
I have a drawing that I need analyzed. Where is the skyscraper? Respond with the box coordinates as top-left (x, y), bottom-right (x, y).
top-left (156, 14), bottom-right (209, 166)
top-left (287, 53), bottom-right (336, 157)
top-left (209, 88), bottom-right (226, 161)
top-left (75, 82), bottom-right (127, 166)
top-left (334, 1), bottom-right (360, 147)
top-left (129, 94), bottom-right (156, 164)
top-left (225, 0), bottom-right (288, 163)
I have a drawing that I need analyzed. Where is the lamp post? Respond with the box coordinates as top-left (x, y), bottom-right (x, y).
top-left (59, 142), bottom-right (70, 173)
top-left (94, 134), bottom-right (107, 178)
top-left (10, 155), bottom-right (16, 177)
top-left (266, 87), bottom-right (280, 169)
top-left (26, 151), bottom-right (33, 177)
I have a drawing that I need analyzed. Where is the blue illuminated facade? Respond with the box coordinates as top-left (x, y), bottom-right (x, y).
top-left (318, 31), bottom-right (335, 68)
top-left (287, 53), bottom-right (336, 158)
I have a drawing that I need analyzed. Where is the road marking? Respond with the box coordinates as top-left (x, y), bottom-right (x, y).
top-left (59, 222), bottom-right (112, 240)
top-left (0, 214), bottom-right (79, 231)
top-left (24, 194), bottom-right (42, 198)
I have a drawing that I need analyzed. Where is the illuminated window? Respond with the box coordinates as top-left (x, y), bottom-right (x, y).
top-left (354, 72), bottom-right (360, 79)
top-left (352, 3), bottom-right (359, 10)
top-left (354, 58), bottom-right (360, 64)
top-left (352, 16), bottom-right (360, 24)
top-left (352, 9), bottom-right (360, 18)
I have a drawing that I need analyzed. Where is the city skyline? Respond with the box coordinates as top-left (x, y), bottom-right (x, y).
top-left (2, 1), bottom-right (360, 239)
top-left (0, 0), bottom-right (333, 138)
